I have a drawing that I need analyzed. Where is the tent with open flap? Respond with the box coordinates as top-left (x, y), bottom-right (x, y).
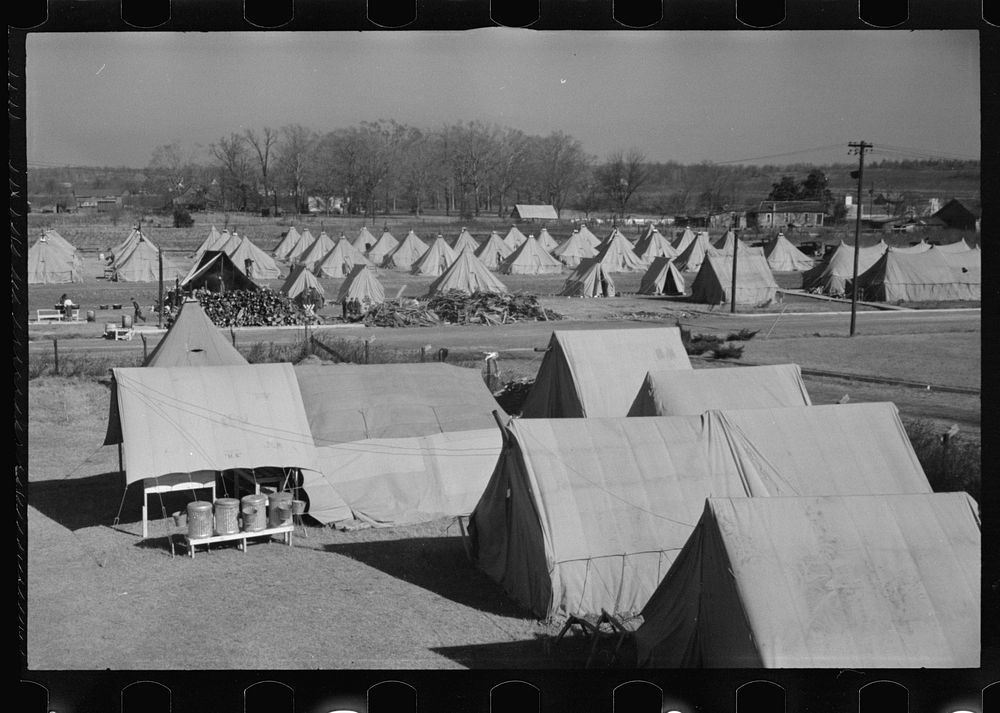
top-left (28, 235), bottom-right (83, 284)
top-left (226, 235), bottom-right (283, 279)
top-left (520, 327), bottom-right (692, 418)
top-left (801, 241), bottom-right (887, 296)
top-left (352, 226), bottom-right (377, 253)
top-left (558, 258), bottom-right (616, 297)
top-left (634, 492), bottom-right (980, 668)
top-left (295, 363), bottom-right (505, 526)
top-left (181, 250), bottom-right (260, 292)
top-left (637, 257), bottom-right (685, 296)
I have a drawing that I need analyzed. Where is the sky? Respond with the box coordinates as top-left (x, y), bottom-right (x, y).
top-left (24, 29), bottom-right (981, 168)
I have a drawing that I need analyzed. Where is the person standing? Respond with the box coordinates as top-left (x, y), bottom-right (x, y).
top-left (60, 293), bottom-right (73, 320)
top-left (131, 297), bottom-right (147, 323)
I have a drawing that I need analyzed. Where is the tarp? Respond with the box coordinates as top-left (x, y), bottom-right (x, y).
top-left (366, 229), bottom-right (399, 264)
top-left (765, 233), bottom-right (815, 271)
top-left (27, 236), bottom-right (83, 284)
top-left (181, 250), bottom-right (260, 292)
top-left (475, 231), bottom-right (514, 269)
top-left (520, 328), bottom-right (692, 418)
top-left (503, 225), bottom-right (528, 249)
top-left (633, 229), bottom-right (678, 264)
top-left (272, 226), bottom-right (301, 260)
top-left (453, 228), bottom-right (480, 254)
top-left (470, 402), bottom-right (933, 619)
top-left (673, 231), bottom-right (713, 272)
top-left (410, 235), bottom-right (458, 277)
top-left (552, 230), bottom-right (598, 267)
top-left (635, 493), bottom-right (980, 668)
top-left (279, 264), bottom-right (326, 301)
top-left (337, 264), bottom-right (386, 305)
top-left (536, 227), bottom-right (559, 253)
top-left (296, 231), bottom-right (337, 269)
top-left (855, 248), bottom-right (980, 302)
top-left (628, 364), bottom-right (811, 416)
top-left (104, 363), bottom-right (327, 489)
top-left (426, 247), bottom-right (509, 296)
top-left (690, 253), bottom-right (778, 305)
top-left (111, 234), bottom-right (187, 283)
top-left (558, 258), bottom-right (616, 297)
top-left (499, 236), bottom-right (564, 274)
top-left (381, 230), bottom-right (428, 269)
top-left (143, 299), bottom-right (248, 367)
top-left (637, 257), bottom-right (685, 296)
top-left (313, 238), bottom-right (374, 278)
top-left (593, 229), bottom-right (646, 272)
top-left (294, 363), bottom-right (505, 526)
top-left (226, 236), bottom-right (283, 279)
top-left (801, 241), bottom-right (887, 296)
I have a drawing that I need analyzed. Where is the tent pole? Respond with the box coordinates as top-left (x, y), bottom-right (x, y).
top-left (158, 248), bottom-right (163, 328)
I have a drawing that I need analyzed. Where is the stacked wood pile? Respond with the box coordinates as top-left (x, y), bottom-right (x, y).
top-left (198, 289), bottom-right (305, 327)
top-left (361, 300), bottom-right (442, 328)
top-left (426, 291), bottom-right (563, 325)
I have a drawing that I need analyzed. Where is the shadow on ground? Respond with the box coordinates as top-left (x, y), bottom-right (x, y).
top-left (323, 535), bottom-right (534, 618)
top-left (429, 630), bottom-right (638, 669)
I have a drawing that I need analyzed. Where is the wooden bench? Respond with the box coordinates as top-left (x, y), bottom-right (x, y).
top-left (178, 523), bottom-right (294, 558)
top-left (36, 308), bottom-right (79, 323)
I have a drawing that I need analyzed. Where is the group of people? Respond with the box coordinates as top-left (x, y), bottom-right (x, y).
top-left (341, 297), bottom-right (369, 320)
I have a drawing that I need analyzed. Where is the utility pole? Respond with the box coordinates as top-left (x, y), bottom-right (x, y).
top-left (730, 227), bottom-right (739, 314)
top-left (848, 141), bottom-right (872, 336)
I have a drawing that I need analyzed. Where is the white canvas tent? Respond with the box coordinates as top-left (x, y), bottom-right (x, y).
top-left (279, 264), bottom-right (326, 302)
top-left (801, 241), bottom-right (887, 296)
top-left (891, 239), bottom-right (933, 254)
top-left (366, 229), bottom-right (399, 265)
top-left (475, 230), bottom-right (514, 270)
top-left (764, 233), bottom-right (815, 271)
top-left (593, 229), bottom-right (646, 272)
top-left (27, 235), bottom-right (83, 284)
top-left (558, 258), bottom-right (616, 297)
top-left (313, 238), bottom-right (374, 278)
top-left (577, 224), bottom-right (601, 249)
top-left (143, 299), bottom-right (248, 367)
top-left (284, 228), bottom-right (315, 264)
top-left (410, 235), bottom-right (458, 277)
top-left (536, 227), bottom-right (559, 252)
top-left (673, 230), bottom-right (713, 272)
top-left (637, 257), bottom-right (685, 296)
top-left (671, 227), bottom-right (696, 252)
top-left (633, 228), bottom-right (678, 264)
top-left (296, 230), bottom-right (337, 269)
top-left (111, 234), bottom-right (186, 282)
top-left (933, 238), bottom-right (973, 253)
top-left (690, 253), bottom-right (779, 305)
top-left (628, 364), bottom-right (811, 416)
top-left (512, 204), bottom-right (558, 221)
top-left (272, 226), bottom-right (302, 260)
top-left (193, 225), bottom-right (226, 260)
top-left (227, 236), bottom-right (283, 279)
top-left (295, 363), bottom-right (505, 526)
top-left (503, 225), bottom-right (528, 250)
top-left (855, 248), bottom-right (980, 302)
top-left (453, 227), bottom-right (480, 254)
top-left (552, 229), bottom-right (598, 267)
top-left (426, 247), bottom-right (509, 296)
top-left (352, 226), bottom-right (377, 253)
top-left (470, 402), bottom-right (933, 619)
top-left (635, 493), bottom-right (980, 668)
top-left (381, 230), bottom-right (428, 269)
top-left (498, 236), bottom-right (563, 275)
top-left (337, 264), bottom-right (386, 305)
top-left (520, 328), bottom-right (692, 418)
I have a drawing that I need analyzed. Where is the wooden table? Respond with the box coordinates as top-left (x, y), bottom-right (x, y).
top-left (179, 523), bottom-right (294, 558)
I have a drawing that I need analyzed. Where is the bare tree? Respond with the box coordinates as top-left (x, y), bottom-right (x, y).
top-left (489, 127), bottom-right (530, 218)
top-left (244, 127), bottom-right (279, 215)
top-left (396, 126), bottom-right (445, 216)
top-left (275, 124), bottom-right (317, 215)
top-left (147, 141), bottom-right (200, 197)
top-left (442, 121), bottom-right (501, 218)
top-left (210, 133), bottom-right (253, 212)
top-left (596, 148), bottom-right (648, 222)
top-left (523, 131), bottom-right (591, 218)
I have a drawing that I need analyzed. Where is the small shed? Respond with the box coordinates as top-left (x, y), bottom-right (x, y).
top-left (511, 204), bottom-right (559, 221)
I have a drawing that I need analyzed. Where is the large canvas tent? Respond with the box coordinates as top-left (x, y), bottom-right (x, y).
top-left (633, 228), bottom-right (678, 264)
top-left (279, 264), bottom-right (326, 302)
top-left (410, 235), bottom-right (458, 277)
top-left (143, 299), bottom-right (248, 367)
top-left (194, 226), bottom-right (228, 260)
top-left (671, 227), bottom-right (696, 252)
top-left (593, 229), bottom-right (646, 272)
top-left (272, 226), bottom-right (302, 260)
top-left (637, 257), bottom-right (685, 296)
top-left (475, 230), bottom-right (514, 269)
top-left (296, 230), bottom-right (337, 269)
top-left (102, 362), bottom-right (351, 519)
top-left (366, 229), bottom-right (399, 265)
top-left (855, 248), bottom-right (980, 302)
top-left (673, 230), bottom-right (713, 272)
top-left (38, 229), bottom-right (81, 261)
top-left (635, 493), bottom-right (980, 668)
top-left (690, 253), bottom-right (779, 305)
top-left (764, 233), bottom-right (815, 271)
top-left (558, 258), bottom-right (616, 297)
top-left (499, 236), bottom-right (563, 275)
top-left (577, 224), bottom-right (601, 249)
top-left (520, 328), bottom-right (692, 418)
top-left (381, 230), bottom-right (428, 269)
top-left (111, 234), bottom-right (187, 283)
top-left (512, 204), bottom-right (558, 221)
top-left (536, 227), bottom-right (559, 253)
top-left (337, 264), bottom-right (386, 305)
top-left (469, 402), bottom-right (933, 619)
top-left (503, 225), bottom-right (528, 249)
top-left (891, 239), bottom-right (932, 254)
top-left (426, 247), bottom-right (509, 296)
top-left (295, 363), bottom-right (505, 526)
top-left (628, 364), bottom-right (811, 416)
top-left (227, 236), bottom-right (283, 280)
top-left (181, 250), bottom-right (260, 292)
top-left (934, 238), bottom-right (973, 253)
top-left (352, 226), bottom-right (377, 253)
top-left (313, 238), bottom-right (374, 278)
top-left (28, 235), bottom-right (83, 284)
top-left (801, 241), bottom-right (887, 296)
top-left (284, 227), bottom-right (314, 264)
top-left (552, 229), bottom-right (598, 267)
top-left (453, 227), bottom-right (480, 254)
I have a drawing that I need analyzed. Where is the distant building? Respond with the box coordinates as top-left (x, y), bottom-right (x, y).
top-left (76, 195), bottom-right (123, 214)
top-left (308, 196), bottom-right (345, 214)
top-left (511, 204), bottom-right (559, 221)
top-left (748, 201), bottom-right (825, 230)
top-left (932, 198), bottom-right (978, 231)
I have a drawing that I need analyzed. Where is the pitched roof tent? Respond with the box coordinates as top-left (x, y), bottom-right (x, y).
top-left (801, 241), bottom-right (887, 296)
top-left (498, 235), bottom-right (563, 275)
top-left (558, 258), bottom-right (616, 297)
top-left (690, 253), bottom-right (779, 306)
top-left (272, 225), bottom-right (302, 260)
top-left (764, 233), bottom-right (815, 271)
top-left (27, 235), bottom-right (84, 284)
top-left (475, 230), bottom-right (514, 269)
top-left (143, 299), bottom-right (248, 367)
top-left (855, 247), bottom-right (980, 302)
top-left (512, 204), bottom-right (558, 221)
top-left (181, 250), bottom-right (260, 292)
top-left (337, 264), bottom-right (386, 305)
top-left (593, 229), bottom-right (647, 272)
top-left (635, 493), bottom-right (980, 667)
top-left (637, 256), bottom-right (685, 296)
top-left (226, 235), bottom-right (283, 279)
top-left (410, 235), bottom-right (458, 277)
top-left (366, 229), bottom-right (400, 264)
top-left (552, 229), bottom-right (598, 267)
top-left (313, 237), bottom-right (374, 278)
top-left (520, 328), bottom-right (692, 418)
top-left (381, 230), bottom-right (428, 269)
top-left (426, 247), bottom-right (510, 296)
top-left (279, 264), bottom-right (326, 301)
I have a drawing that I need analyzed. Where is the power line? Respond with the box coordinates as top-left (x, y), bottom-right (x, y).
top-left (711, 143), bottom-right (849, 165)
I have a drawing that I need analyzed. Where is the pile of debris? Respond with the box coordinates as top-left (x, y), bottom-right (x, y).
top-left (493, 377), bottom-right (535, 415)
top-left (198, 289), bottom-right (305, 327)
top-left (361, 300), bottom-right (442, 328)
top-left (426, 291), bottom-right (563, 325)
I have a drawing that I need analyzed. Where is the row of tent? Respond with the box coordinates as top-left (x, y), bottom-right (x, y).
top-left (803, 238), bottom-right (981, 301)
top-left (111, 320), bottom-right (979, 667)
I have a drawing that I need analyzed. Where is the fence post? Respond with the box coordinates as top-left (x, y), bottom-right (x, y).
top-left (52, 338), bottom-right (58, 375)
top-left (364, 338), bottom-right (370, 364)
top-left (141, 333), bottom-right (148, 361)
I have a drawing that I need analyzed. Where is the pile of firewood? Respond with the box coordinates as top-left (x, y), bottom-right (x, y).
top-left (425, 291), bottom-right (563, 325)
top-left (198, 289), bottom-right (305, 327)
top-left (361, 300), bottom-right (442, 328)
